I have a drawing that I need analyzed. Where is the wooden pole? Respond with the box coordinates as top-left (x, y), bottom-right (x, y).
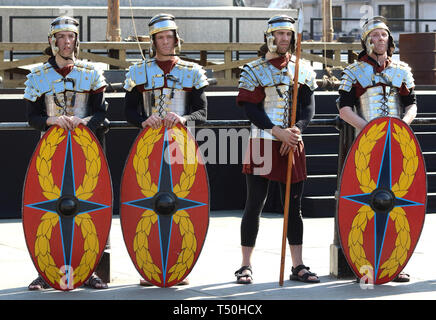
top-left (279, 9), bottom-right (303, 286)
top-left (107, 0), bottom-right (121, 42)
top-left (322, 0), bottom-right (334, 42)
top-left (107, 0), bottom-right (121, 69)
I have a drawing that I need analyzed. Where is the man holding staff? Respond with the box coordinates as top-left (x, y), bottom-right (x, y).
top-left (234, 14), bottom-right (319, 284)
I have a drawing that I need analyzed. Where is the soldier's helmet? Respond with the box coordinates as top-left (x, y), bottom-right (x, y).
top-left (264, 15), bottom-right (296, 54)
top-left (148, 13), bottom-right (183, 57)
top-left (47, 16), bottom-right (80, 57)
top-left (361, 16), bottom-right (395, 57)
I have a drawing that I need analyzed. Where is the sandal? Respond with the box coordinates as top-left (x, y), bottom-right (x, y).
top-left (290, 265), bottom-right (320, 283)
top-left (234, 266), bottom-right (253, 284)
top-left (84, 274), bottom-right (108, 289)
top-left (28, 275), bottom-right (50, 291)
top-left (392, 272), bottom-right (410, 283)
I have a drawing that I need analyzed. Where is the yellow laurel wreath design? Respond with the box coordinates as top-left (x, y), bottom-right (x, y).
top-left (348, 120), bottom-right (417, 280)
top-left (347, 205), bottom-right (375, 282)
top-left (167, 126), bottom-right (198, 282)
top-left (34, 127), bottom-right (102, 286)
top-left (378, 207), bottom-right (411, 279)
top-left (134, 210), bottom-right (162, 282)
top-left (132, 127), bottom-right (163, 283)
top-left (73, 214), bottom-right (100, 283)
top-left (168, 210), bottom-right (197, 282)
top-left (34, 128), bottom-right (64, 284)
top-left (71, 127), bottom-right (102, 283)
top-left (391, 123), bottom-right (419, 198)
top-left (73, 127), bottom-right (102, 200)
top-left (34, 211), bottom-right (63, 284)
top-left (133, 127), bottom-right (162, 197)
top-left (377, 123), bottom-right (417, 279)
top-left (354, 121), bottom-right (386, 193)
top-left (171, 126), bottom-right (198, 198)
top-left (36, 127), bottom-right (65, 200)
top-left (132, 126), bottom-right (199, 284)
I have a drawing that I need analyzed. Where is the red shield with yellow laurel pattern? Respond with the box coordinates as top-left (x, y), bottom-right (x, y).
top-left (22, 124), bottom-right (112, 291)
top-left (120, 123), bottom-right (209, 287)
top-left (337, 117), bottom-right (426, 284)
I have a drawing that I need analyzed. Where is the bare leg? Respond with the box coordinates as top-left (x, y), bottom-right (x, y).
top-left (236, 245), bottom-right (254, 283)
top-left (289, 245), bottom-right (318, 281)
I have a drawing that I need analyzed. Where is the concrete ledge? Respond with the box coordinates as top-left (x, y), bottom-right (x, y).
top-left (0, 6), bottom-right (296, 46)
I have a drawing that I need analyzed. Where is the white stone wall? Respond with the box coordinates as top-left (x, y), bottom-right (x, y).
top-left (0, 0), bottom-right (234, 6)
top-left (0, 6), bottom-right (297, 43)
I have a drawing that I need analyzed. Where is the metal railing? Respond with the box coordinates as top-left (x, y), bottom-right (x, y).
top-left (310, 17), bottom-right (436, 41)
top-left (0, 41), bottom-right (361, 89)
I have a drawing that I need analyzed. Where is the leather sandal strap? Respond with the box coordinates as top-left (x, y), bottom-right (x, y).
top-left (292, 264), bottom-right (317, 276)
top-left (28, 275), bottom-right (50, 290)
top-left (84, 274), bottom-right (108, 289)
top-left (234, 265), bottom-right (252, 277)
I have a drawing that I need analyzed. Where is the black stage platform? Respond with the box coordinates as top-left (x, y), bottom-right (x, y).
top-left (0, 91), bottom-right (435, 218)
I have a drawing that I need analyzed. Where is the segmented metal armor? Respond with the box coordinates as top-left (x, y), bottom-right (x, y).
top-left (123, 58), bottom-right (208, 118)
top-left (339, 60), bottom-right (415, 121)
top-left (238, 58), bottom-right (317, 140)
top-left (23, 60), bottom-right (107, 118)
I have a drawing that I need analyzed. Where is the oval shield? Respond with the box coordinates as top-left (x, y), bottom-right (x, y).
top-left (337, 117), bottom-right (427, 284)
top-left (22, 124), bottom-right (113, 291)
top-left (120, 123), bottom-right (209, 287)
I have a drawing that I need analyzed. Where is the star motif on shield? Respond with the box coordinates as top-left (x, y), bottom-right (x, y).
top-left (341, 119), bottom-right (424, 279)
top-left (25, 131), bottom-right (109, 286)
top-left (123, 128), bottom-right (206, 281)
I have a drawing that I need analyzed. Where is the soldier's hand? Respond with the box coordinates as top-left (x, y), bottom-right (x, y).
top-left (163, 112), bottom-right (185, 128)
top-left (272, 125), bottom-right (300, 149)
top-left (143, 115), bottom-right (162, 130)
top-left (68, 116), bottom-right (87, 129)
top-left (279, 142), bottom-right (292, 156)
top-left (47, 115), bottom-right (74, 131)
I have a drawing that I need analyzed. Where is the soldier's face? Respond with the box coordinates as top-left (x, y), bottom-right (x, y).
top-left (154, 30), bottom-right (177, 57)
top-left (55, 31), bottom-right (76, 57)
top-left (369, 28), bottom-right (389, 55)
top-left (273, 29), bottom-right (293, 54)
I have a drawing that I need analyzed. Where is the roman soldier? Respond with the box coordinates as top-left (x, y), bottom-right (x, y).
top-left (338, 16), bottom-right (418, 282)
top-left (123, 13), bottom-right (208, 286)
top-left (234, 15), bottom-right (319, 284)
top-left (338, 16), bottom-right (417, 134)
top-left (24, 16), bottom-right (109, 290)
top-left (124, 13), bottom-right (208, 131)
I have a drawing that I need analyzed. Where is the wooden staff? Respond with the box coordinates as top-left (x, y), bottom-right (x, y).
top-left (279, 8), bottom-right (304, 287)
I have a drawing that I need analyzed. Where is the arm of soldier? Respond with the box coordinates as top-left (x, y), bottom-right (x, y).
top-left (294, 85), bottom-right (315, 134)
top-left (83, 87), bottom-right (107, 132)
top-left (46, 115), bottom-right (75, 131)
top-left (124, 87), bottom-right (160, 129)
top-left (402, 104), bottom-right (417, 125)
top-left (399, 86), bottom-right (417, 125)
top-left (275, 84), bottom-right (315, 154)
top-left (26, 97), bottom-right (50, 131)
top-left (242, 101), bottom-right (297, 156)
top-left (338, 88), bottom-right (367, 131)
top-left (163, 87), bottom-right (207, 128)
top-left (26, 97), bottom-right (73, 131)
top-left (238, 68), bottom-right (297, 155)
top-left (183, 87), bottom-right (207, 124)
top-left (339, 106), bottom-right (367, 131)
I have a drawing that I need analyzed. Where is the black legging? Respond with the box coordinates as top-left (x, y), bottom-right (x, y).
top-left (241, 174), bottom-right (304, 247)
